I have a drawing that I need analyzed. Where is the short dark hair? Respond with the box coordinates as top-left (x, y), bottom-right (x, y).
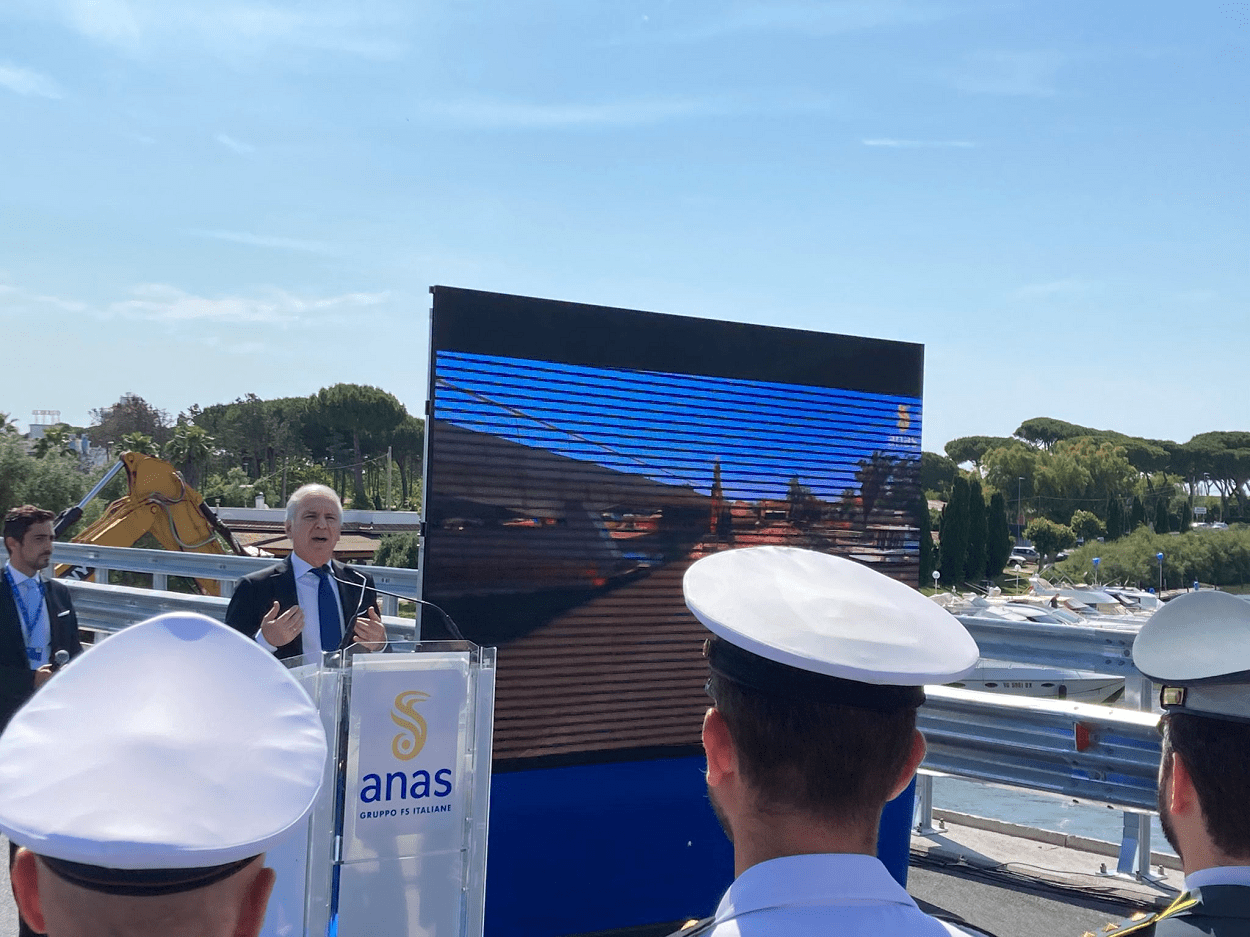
top-left (1164, 712), bottom-right (1250, 859)
top-left (3, 505), bottom-right (55, 547)
top-left (708, 671), bottom-right (917, 827)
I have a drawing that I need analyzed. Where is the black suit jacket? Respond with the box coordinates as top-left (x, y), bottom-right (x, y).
top-left (224, 556), bottom-right (379, 660)
top-left (0, 576), bottom-right (84, 734)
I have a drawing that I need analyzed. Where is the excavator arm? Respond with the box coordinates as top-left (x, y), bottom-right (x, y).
top-left (55, 452), bottom-right (246, 596)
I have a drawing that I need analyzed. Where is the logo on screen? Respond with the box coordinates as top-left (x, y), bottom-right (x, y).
top-left (390, 690), bottom-right (430, 761)
top-left (897, 404), bottom-right (911, 432)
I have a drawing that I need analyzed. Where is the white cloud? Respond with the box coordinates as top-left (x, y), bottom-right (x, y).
top-left (415, 97), bottom-right (724, 130)
top-left (34, 0), bottom-right (409, 59)
top-left (191, 229), bottom-right (332, 253)
top-left (648, 1), bottom-right (961, 43)
top-left (215, 133), bottom-right (255, 155)
top-left (0, 282), bottom-right (87, 312)
top-left (0, 62), bottom-right (64, 99)
top-left (108, 283), bottom-right (391, 324)
top-left (948, 50), bottom-right (1063, 97)
top-left (862, 138), bottom-right (975, 148)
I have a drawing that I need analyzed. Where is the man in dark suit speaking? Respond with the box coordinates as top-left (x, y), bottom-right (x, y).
top-left (225, 484), bottom-right (386, 658)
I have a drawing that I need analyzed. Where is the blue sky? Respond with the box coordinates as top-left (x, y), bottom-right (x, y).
top-left (435, 350), bottom-right (920, 501)
top-left (1, 2), bottom-right (1246, 453)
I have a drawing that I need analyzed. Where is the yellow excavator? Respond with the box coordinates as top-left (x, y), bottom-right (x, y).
top-left (52, 451), bottom-right (247, 596)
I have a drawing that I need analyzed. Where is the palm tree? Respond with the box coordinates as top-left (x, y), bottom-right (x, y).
top-left (0, 412), bottom-right (18, 435)
top-left (120, 432), bottom-right (159, 457)
top-left (165, 424), bottom-right (214, 488)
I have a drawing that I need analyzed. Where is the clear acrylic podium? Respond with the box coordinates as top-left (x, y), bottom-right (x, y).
top-left (263, 641), bottom-right (496, 937)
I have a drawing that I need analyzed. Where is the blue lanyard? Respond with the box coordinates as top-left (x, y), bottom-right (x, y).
top-left (3, 567), bottom-right (45, 645)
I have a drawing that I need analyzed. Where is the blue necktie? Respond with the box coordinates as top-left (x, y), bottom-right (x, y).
top-left (311, 566), bottom-right (341, 653)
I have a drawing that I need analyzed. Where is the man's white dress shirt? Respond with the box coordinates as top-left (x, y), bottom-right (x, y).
top-left (256, 554), bottom-right (343, 656)
top-left (701, 853), bottom-right (971, 936)
top-left (5, 563), bottom-right (51, 668)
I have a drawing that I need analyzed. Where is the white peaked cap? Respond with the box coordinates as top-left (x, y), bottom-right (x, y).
top-left (684, 546), bottom-right (980, 687)
top-left (0, 612), bottom-right (327, 873)
top-left (1133, 590), bottom-right (1250, 722)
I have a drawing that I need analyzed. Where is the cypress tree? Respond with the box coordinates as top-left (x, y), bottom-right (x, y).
top-left (939, 476), bottom-right (970, 588)
top-left (1106, 497), bottom-right (1123, 541)
top-left (965, 478), bottom-right (988, 583)
top-left (913, 495), bottom-right (935, 587)
top-left (1155, 497), bottom-right (1170, 535)
top-left (1131, 496), bottom-right (1146, 531)
top-left (986, 492), bottom-right (1013, 579)
top-left (1180, 503), bottom-right (1192, 531)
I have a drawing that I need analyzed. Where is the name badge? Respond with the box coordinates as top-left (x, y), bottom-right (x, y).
top-left (26, 648), bottom-right (43, 663)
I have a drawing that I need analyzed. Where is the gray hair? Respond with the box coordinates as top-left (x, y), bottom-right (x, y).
top-left (285, 484), bottom-right (343, 526)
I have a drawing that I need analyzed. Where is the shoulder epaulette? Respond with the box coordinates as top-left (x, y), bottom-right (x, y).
top-left (1100, 893), bottom-right (1201, 936)
top-left (664, 916), bottom-right (716, 937)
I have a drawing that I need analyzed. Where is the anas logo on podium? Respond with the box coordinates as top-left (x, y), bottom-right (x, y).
top-left (345, 661), bottom-right (469, 850)
top-left (322, 650), bottom-right (494, 937)
top-left (391, 690), bottom-right (430, 760)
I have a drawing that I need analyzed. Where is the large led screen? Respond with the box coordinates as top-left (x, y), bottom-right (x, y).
top-left (422, 287), bottom-right (924, 767)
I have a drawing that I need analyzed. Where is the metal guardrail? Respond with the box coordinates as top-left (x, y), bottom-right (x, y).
top-left (53, 547), bottom-right (1169, 877)
top-left (955, 614), bottom-right (1139, 676)
top-left (52, 543), bottom-right (420, 614)
top-left (919, 686), bottom-right (1161, 812)
top-left (64, 580), bottom-right (417, 641)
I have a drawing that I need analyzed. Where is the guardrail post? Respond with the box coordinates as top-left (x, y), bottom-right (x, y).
top-left (382, 595), bottom-right (398, 616)
top-left (913, 774), bottom-right (936, 834)
top-left (152, 573), bottom-right (168, 591)
top-left (220, 579), bottom-right (234, 598)
top-left (95, 566), bottom-right (110, 586)
top-left (1117, 672), bottom-right (1155, 877)
top-left (1117, 811), bottom-right (1152, 877)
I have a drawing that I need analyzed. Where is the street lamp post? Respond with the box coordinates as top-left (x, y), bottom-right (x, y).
top-left (1157, 552), bottom-right (1165, 593)
top-left (932, 569), bottom-right (941, 593)
top-left (1017, 476), bottom-right (1025, 544)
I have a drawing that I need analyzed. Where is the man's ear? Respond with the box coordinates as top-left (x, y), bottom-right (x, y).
top-left (1169, 751), bottom-right (1200, 818)
top-left (234, 864), bottom-right (276, 937)
top-left (887, 729), bottom-right (927, 802)
top-left (702, 707), bottom-right (736, 787)
top-left (11, 848), bottom-right (48, 934)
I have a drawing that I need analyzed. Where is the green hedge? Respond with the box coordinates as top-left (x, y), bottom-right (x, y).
top-left (1055, 525), bottom-right (1250, 590)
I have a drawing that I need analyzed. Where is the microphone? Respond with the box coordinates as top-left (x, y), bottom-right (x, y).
top-left (333, 571), bottom-right (466, 642)
top-left (52, 649), bottom-right (70, 671)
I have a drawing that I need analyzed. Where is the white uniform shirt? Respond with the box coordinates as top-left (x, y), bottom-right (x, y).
top-left (701, 853), bottom-right (972, 936)
top-left (256, 554), bottom-right (343, 656)
top-left (4, 563), bottom-right (51, 669)
top-left (1185, 866), bottom-right (1250, 891)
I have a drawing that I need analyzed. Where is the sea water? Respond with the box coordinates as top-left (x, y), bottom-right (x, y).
top-left (932, 775), bottom-right (1175, 857)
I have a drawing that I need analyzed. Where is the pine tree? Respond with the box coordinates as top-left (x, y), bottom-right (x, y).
top-left (964, 478), bottom-right (987, 583)
top-left (939, 476), bottom-right (970, 588)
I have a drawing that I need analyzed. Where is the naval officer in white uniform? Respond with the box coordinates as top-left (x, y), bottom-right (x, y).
top-left (673, 546), bottom-right (987, 937)
top-left (0, 611), bottom-right (327, 937)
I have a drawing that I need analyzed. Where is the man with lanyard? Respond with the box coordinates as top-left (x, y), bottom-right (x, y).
top-left (2, 505), bottom-right (83, 937)
top-left (1109, 590), bottom-right (1250, 937)
top-left (670, 546), bottom-right (992, 936)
